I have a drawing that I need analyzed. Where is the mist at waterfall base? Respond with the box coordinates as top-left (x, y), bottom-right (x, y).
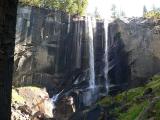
top-left (51, 17), bottom-right (110, 107)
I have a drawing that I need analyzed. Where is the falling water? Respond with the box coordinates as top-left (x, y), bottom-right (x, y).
top-left (88, 16), bottom-right (96, 90)
top-left (82, 16), bottom-right (97, 106)
top-left (104, 19), bottom-right (109, 93)
top-left (51, 90), bottom-right (64, 109)
top-left (51, 93), bottom-right (60, 103)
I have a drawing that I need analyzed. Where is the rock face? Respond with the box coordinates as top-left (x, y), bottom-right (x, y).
top-left (108, 18), bottom-right (160, 87)
top-left (14, 6), bottom-right (106, 106)
top-left (14, 6), bottom-right (70, 90)
top-left (14, 6), bottom-right (160, 111)
top-left (11, 87), bottom-right (54, 120)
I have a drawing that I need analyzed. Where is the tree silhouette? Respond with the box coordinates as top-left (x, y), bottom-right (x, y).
top-left (120, 10), bottom-right (126, 17)
top-left (143, 5), bottom-right (147, 17)
top-left (94, 7), bottom-right (101, 18)
top-left (0, 0), bottom-right (18, 119)
top-left (111, 4), bottom-right (117, 18)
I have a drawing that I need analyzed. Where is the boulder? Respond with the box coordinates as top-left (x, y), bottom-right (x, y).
top-left (108, 18), bottom-right (160, 87)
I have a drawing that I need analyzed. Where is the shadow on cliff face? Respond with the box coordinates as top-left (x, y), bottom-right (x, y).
top-left (13, 6), bottom-right (70, 89)
top-left (108, 23), bottom-right (130, 94)
top-left (108, 19), bottom-right (160, 93)
top-left (131, 55), bottom-right (160, 87)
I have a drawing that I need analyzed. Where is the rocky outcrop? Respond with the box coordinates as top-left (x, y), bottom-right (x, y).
top-left (14, 6), bottom-right (106, 99)
top-left (14, 6), bottom-right (160, 118)
top-left (11, 87), bottom-right (77, 120)
top-left (108, 18), bottom-right (160, 87)
top-left (11, 87), bottom-right (54, 120)
top-left (14, 6), bottom-right (70, 90)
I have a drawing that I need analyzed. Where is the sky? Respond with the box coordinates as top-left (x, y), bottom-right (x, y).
top-left (87, 0), bottom-right (160, 18)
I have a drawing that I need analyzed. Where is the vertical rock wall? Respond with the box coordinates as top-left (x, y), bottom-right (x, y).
top-left (14, 6), bottom-right (70, 90)
top-left (13, 6), bottom-right (160, 110)
top-left (108, 19), bottom-right (160, 88)
top-left (14, 6), bottom-right (107, 98)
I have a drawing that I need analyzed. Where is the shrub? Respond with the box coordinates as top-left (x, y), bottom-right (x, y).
top-left (144, 10), bottom-right (160, 19)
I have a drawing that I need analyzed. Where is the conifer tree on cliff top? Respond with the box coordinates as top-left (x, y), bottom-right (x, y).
top-left (19, 0), bottom-right (88, 15)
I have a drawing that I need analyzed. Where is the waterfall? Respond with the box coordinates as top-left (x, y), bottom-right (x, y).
top-left (51, 93), bottom-right (60, 103)
top-left (104, 19), bottom-right (109, 93)
top-left (82, 16), bottom-right (97, 106)
top-left (88, 16), bottom-right (96, 89)
top-left (51, 90), bottom-right (64, 109)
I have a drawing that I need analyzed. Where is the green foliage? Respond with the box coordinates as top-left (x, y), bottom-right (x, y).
top-left (151, 74), bottom-right (160, 81)
top-left (97, 74), bottom-right (160, 120)
top-left (144, 10), bottom-right (160, 19)
top-left (146, 75), bottom-right (160, 89)
top-left (97, 96), bottom-right (112, 106)
top-left (19, 0), bottom-right (88, 15)
top-left (19, 0), bottom-right (42, 7)
top-left (118, 102), bottom-right (148, 120)
top-left (74, 0), bottom-right (88, 15)
top-left (44, 0), bottom-right (61, 10)
top-left (154, 101), bottom-right (160, 119)
top-left (115, 87), bottom-right (144, 103)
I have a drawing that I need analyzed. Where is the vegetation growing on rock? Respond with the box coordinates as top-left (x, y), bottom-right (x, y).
top-left (97, 74), bottom-right (160, 120)
top-left (144, 10), bottom-right (160, 19)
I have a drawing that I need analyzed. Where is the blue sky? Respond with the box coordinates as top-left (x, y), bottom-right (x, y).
top-left (87, 0), bottom-right (160, 17)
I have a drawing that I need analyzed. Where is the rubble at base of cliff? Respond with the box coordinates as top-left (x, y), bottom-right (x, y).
top-left (11, 87), bottom-right (54, 120)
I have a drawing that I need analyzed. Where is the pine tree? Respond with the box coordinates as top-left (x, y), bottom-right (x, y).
top-left (152, 4), bottom-right (156, 11)
top-left (120, 10), bottom-right (126, 17)
top-left (19, 0), bottom-right (88, 16)
top-left (94, 7), bottom-right (100, 18)
top-left (111, 4), bottom-right (117, 18)
top-left (75, 0), bottom-right (88, 15)
top-left (143, 5), bottom-right (147, 17)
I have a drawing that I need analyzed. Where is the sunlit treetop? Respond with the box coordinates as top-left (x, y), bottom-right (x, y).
top-left (19, 0), bottom-right (88, 16)
top-left (87, 0), bottom-right (160, 18)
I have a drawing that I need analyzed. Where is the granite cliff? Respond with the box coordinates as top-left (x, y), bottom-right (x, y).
top-left (13, 6), bottom-right (160, 119)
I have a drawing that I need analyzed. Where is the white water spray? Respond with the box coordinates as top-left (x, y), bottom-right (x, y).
top-left (51, 93), bottom-right (60, 103)
top-left (51, 90), bottom-right (63, 105)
